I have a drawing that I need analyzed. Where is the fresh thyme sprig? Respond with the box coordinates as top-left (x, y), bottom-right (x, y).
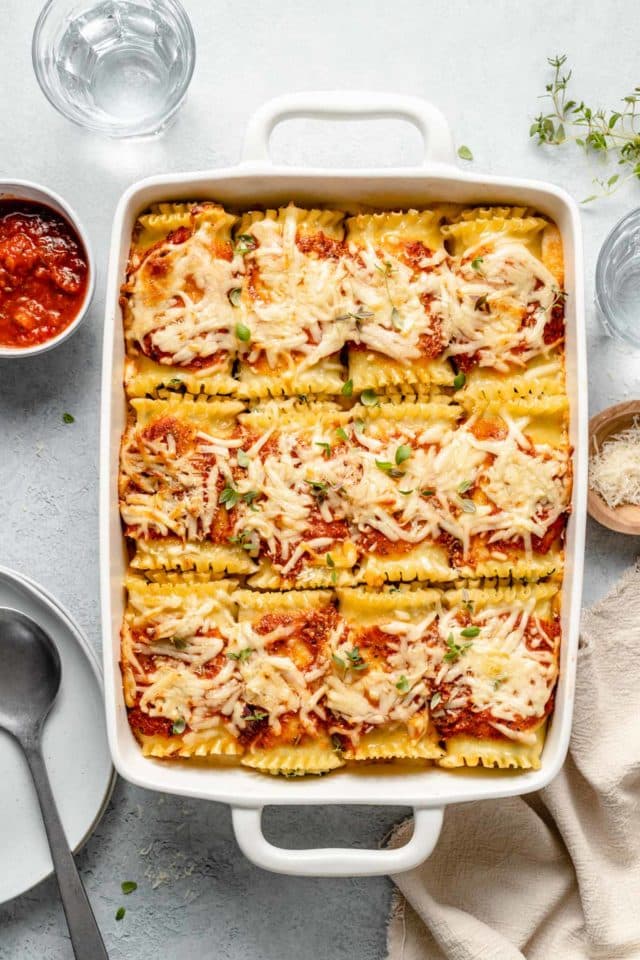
top-left (530, 54), bottom-right (640, 202)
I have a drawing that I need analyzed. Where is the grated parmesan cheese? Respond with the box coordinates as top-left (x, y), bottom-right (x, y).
top-left (589, 418), bottom-right (640, 508)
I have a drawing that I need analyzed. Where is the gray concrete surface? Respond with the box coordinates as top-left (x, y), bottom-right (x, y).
top-left (1, 0), bottom-right (639, 956)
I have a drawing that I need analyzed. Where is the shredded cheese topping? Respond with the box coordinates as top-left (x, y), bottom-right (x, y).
top-left (123, 204), bottom-right (563, 372)
top-left (123, 587), bottom-right (559, 747)
top-left (120, 404), bottom-right (570, 569)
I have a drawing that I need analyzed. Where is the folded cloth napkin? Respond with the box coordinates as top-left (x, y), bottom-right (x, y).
top-left (386, 561), bottom-right (640, 960)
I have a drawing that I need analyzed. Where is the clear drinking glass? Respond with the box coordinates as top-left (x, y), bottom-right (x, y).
top-left (32, 0), bottom-right (195, 138)
top-left (595, 207), bottom-right (640, 348)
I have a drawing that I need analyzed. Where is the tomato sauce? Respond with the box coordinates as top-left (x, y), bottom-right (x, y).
top-left (0, 200), bottom-right (88, 348)
top-left (128, 707), bottom-right (174, 738)
top-left (402, 240), bottom-right (433, 271)
top-left (544, 297), bottom-right (565, 345)
top-left (531, 512), bottom-right (567, 554)
top-left (296, 232), bottom-right (347, 260)
top-left (141, 332), bottom-right (228, 370)
top-left (358, 527), bottom-right (420, 557)
top-left (434, 694), bottom-right (554, 741)
top-left (141, 415), bottom-right (195, 456)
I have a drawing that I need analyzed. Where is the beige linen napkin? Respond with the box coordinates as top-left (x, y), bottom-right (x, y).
top-left (387, 561), bottom-right (640, 960)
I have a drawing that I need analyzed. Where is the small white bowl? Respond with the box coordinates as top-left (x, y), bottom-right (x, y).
top-left (0, 179), bottom-right (95, 357)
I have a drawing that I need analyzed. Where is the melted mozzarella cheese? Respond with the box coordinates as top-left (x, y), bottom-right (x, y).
top-left (441, 239), bottom-right (559, 369)
top-left (126, 220), bottom-right (238, 364)
top-left (120, 406), bottom-right (569, 564)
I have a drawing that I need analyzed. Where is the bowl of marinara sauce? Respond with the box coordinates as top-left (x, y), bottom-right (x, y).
top-left (0, 181), bottom-right (94, 357)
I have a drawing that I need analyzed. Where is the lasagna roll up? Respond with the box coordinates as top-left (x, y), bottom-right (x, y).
top-left (440, 206), bottom-right (566, 399)
top-left (345, 210), bottom-right (454, 392)
top-left (232, 589), bottom-right (345, 776)
top-left (121, 577), bottom-right (242, 758)
top-left (436, 582), bottom-right (561, 770)
top-left (233, 204), bottom-right (351, 398)
top-left (122, 202), bottom-right (239, 397)
top-left (331, 587), bottom-right (445, 761)
top-left (119, 395), bottom-right (257, 575)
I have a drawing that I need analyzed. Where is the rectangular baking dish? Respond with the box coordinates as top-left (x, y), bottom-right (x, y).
top-left (100, 92), bottom-right (587, 877)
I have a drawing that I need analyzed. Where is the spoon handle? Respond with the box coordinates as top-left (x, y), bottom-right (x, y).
top-left (24, 743), bottom-right (109, 960)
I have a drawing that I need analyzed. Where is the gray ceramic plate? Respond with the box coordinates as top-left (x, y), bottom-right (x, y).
top-left (0, 565), bottom-right (115, 904)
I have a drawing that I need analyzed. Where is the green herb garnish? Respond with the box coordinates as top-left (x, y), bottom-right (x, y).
top-left (172, 718), bottom-right (186, 735)
top-left (396, 675), bottom-right (410, 693)
top-left (326, 553), bottom-right (335, 567)
top-left (336, 427), bottom-right (349, 443)
top-left (361, 389), bottom-right (379, 407)
top-left (228, 529), bottom-right (259, 555)
top-left (235, 322), bottom-right (251, 342)
top-left (228, 287), bottom-right (242, 307)
top-left (221, 485), bottom-right (258, 510)
top-left (121, 881), bottom-right (137, 895)
top-left (460, 626), bottom-right (480, 638)
top-left (345, 647), bottom-right (367, 670)
top-left (237, 449), bottom-right (250, 468)
top-left (475, 293), bottom-right (489, 312)
top-left (171, 636), bottom-right (187, 651)
top-left (395, 444), bottom-right (411, 466)
top-left (246, 709), bottom-right (268, 722)
top-left (166, 377), bottom-right (183, 388)
top-left (375, 260), bottom-right (393, 278)
top-left (337, 308), bottom-right (375, 323)
top-left (452, 371), bottom-right (466, 390)
top-left (457, 145), bottom-right (473, 161)
top-left (529, 54), bottom-right (640, 202)
top-left (471, 257), bottom-right (484, 271)
top-left (331, 733), bottom-right (344, 754)
top-left (306, 479), bottom-right (329, 501)
top-left (421, 488), bottom-right (435, 497)
top-left (62, 412), bottom-right (74, 424)
top-left (390, 306), bottom-right (402, 329)
top-left (443, 633), bottom-right (472, 663)
top-left (457, 480), bottom-right (472, 494)
top-left (430, 691), bottom-right (442, 709)
top-left (227, 648), bottom-right (252, 661)
top-left (315, 441), bottom-right (332, 457)
top-left (234, 234), bottom-right (257, 255)
top-left (341, 379), bottom-right (353, 397)
top-left (115, 907), bottom-right (126, 921)
top-left (376, 460), bottom-right (403, 478)
top-left (220, 485), bottom-right (239, 509)
top-left (459, 498), bottom-right (477, 514)
top-left (333, 647), bottom-right (367, 672)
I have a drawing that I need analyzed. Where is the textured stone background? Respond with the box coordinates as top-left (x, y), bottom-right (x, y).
top-left (1, 0), bottom-right (639, 956)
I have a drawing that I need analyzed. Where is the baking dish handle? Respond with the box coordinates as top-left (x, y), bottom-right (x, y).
top-left (231, 805), bottom-right (443, 877)
top-left (241, 91), bottom-right (455, 168)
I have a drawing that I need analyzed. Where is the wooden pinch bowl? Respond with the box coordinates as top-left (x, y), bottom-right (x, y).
top-left (588, 400), bottom-right (640, 534)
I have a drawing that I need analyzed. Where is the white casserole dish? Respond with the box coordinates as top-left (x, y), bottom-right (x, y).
top-left (100, 92), bottom-right (587, 878)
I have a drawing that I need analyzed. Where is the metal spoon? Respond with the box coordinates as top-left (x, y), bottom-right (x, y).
top-left (0, 607), bottom-right (108, 959)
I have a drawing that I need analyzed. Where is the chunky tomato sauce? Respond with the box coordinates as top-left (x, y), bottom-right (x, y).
top-left (0, 200), bottom-right (88, 348)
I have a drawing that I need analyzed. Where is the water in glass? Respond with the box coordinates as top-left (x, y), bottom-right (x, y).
top-left (33, 0), bottom-right (195, 137)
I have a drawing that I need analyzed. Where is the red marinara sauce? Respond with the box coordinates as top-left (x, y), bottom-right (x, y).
top-left (0, 200), bottom-right (88, 348)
